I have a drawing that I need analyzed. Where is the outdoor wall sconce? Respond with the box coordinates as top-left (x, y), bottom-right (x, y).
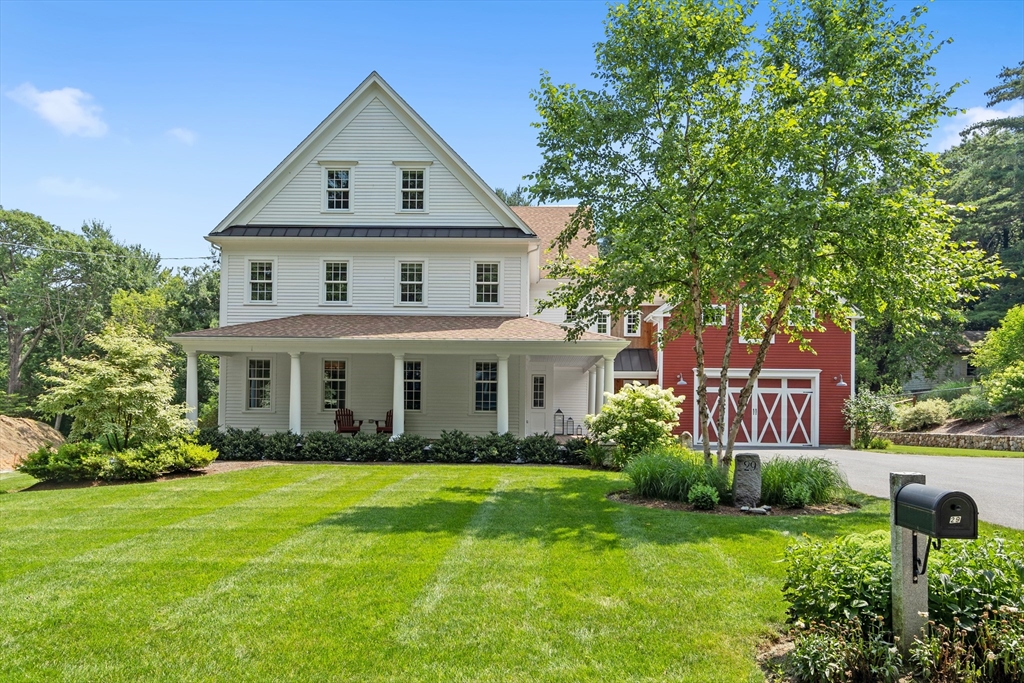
top-left (554, 409), bottom-right (565, 436)
top-left (834, 374), bottom-right (848, 387)
top-left (676, 373), bottom-right (688, 386)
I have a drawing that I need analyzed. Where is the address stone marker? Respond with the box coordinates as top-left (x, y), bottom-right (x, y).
top-left (733, 453), bottom-right (761, 508)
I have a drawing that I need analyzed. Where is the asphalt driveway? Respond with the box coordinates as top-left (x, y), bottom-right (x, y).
top-left (745, 447), bottom-right (1024, 530)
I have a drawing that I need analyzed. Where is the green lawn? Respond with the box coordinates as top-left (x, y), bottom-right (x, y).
top-left (0, 463), bottom-right (1000, 682)
top-left (866, 444), bottom-right (1023, 458)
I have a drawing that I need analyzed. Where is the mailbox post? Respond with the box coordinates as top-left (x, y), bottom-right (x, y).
top-left (890, 472), bottom-right (979, 655)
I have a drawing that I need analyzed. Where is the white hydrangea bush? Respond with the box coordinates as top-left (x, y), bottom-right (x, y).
top-left (585, 382), bottom-right (684, 460)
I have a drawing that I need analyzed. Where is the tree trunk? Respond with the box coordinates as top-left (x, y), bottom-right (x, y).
top-left (5, 323), bottom-right (45, 395)
top-left (716, 309), bottom-right (736, 467)
top-left (689, 252), bottom-right (713, 465)
top-left (724, 277), bottom-right (800, 462)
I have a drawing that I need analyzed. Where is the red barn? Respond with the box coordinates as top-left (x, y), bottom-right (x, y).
top-left (648, 307), bottom-right (855, 447)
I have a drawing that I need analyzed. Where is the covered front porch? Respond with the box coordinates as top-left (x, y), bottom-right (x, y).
top-left (173, 314), bottom-right (627, 438)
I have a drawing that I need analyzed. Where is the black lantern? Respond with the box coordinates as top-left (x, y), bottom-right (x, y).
top-left (565, 417), bottom-right (575, 435)
top-left (554, 409), bottom-right (564, 436)
top-left (576, 425), bottom-right (584, 436)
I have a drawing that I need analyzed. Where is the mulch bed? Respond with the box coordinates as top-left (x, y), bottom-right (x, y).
top-left (607, 490), bottom-right (859, 516)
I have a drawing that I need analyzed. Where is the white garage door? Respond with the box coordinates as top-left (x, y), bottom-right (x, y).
top-left (693, 372), bottom-right (819, 447)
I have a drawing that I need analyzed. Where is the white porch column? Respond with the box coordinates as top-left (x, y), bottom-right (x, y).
top-left (496, 354), bottom-right (509, 434)
top-left (392, 353), bottom-right (405, 437)
top-left (185, 351), bottom-right (199, 425)
top-left (595, 363), bottom-right (605, 409)
top-left (288, 352), bottom-right (302, 434)
top-left (587, 367), bottom-right (597, 415)
top-left (604, 355), bottom-right (616, 402)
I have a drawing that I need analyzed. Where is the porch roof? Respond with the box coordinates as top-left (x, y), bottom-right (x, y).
top-left (172, 314), bottom-right (613, 343)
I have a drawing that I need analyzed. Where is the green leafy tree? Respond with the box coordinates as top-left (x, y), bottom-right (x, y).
top-left (493, 186), bottom-right (533, 206)
top-left (35, 324), bottom-right (190, 451)
top-left (972, 304), bottom-right (1024, 372)
top-left (530, 0), bottom-right (1002, 465)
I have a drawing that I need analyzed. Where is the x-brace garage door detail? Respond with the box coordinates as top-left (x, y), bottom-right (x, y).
top-left (693, 372), bottom-right (819, 447)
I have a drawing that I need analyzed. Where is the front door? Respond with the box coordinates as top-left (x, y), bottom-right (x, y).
top-left (527, 366), bottom-right (549, 435)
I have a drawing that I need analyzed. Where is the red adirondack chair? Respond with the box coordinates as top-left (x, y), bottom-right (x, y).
top-left (375, 410), bottom-right (393, 434)
top-left (334, 408), bottom-right (363, 435)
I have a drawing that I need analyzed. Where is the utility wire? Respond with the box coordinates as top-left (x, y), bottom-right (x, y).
top-left (0, 241), bottom-right (215, 261)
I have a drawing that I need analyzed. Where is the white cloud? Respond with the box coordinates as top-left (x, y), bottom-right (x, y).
top-left (166, 127), bottom-right (197, 146)
top-left (7, 83), bottom-right (108, 137)
top-left (37, 176), bottom-right (118, 201)
top-left (931, 103), bottom-right (1024, 152)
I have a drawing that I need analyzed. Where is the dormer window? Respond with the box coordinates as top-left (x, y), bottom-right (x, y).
top-left (401, 169), bottom-right (425, 210)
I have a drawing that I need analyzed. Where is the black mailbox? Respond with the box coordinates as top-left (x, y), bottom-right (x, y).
top-left (895, 484), bottom-right (978, 539)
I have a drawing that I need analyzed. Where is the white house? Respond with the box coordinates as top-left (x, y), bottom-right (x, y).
top-left (173, 72), bottom-right (628, 438)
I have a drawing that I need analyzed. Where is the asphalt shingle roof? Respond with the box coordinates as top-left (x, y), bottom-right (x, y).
top-left (511, 206), bottom-right (597, 275)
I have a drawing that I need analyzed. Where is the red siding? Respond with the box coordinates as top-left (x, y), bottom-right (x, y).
top-left (660, 317), bottom-right (853, 445)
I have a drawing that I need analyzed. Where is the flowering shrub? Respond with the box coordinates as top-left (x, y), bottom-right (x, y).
top-left (585, 382), bottom-right (684, 462)
top-left (842, 388), bottom-right (898, 447)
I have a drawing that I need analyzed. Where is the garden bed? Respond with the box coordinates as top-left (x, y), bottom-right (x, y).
top-left (608, 490), bottom-right (858, 516)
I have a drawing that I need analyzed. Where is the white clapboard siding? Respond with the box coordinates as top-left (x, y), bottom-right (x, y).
top-left (250, 98), bottom-right (501, 227)
top-left (221, 352), bottom-right (523, 438)
top-left (223, 247), bottom-right (526, 325)
top-left (529, 278), bottom-right (568, 325)
top-left (554, 366), bottom-right (591, 433)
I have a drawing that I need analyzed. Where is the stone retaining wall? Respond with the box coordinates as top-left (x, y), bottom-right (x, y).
top-left (872, 430), bottom-right (1023, 452)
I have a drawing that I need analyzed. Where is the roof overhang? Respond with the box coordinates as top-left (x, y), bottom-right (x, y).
top-left (173, 336), bottom-right (627, 357)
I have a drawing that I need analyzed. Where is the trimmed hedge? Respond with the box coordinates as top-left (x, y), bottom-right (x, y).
top-left (195, 428), bottom-right (591, 465)
top-left (18, 438), bottom-right (217, 482)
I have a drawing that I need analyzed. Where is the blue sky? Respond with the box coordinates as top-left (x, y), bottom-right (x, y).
top-left (1, 0), bottom-right (1021, 261)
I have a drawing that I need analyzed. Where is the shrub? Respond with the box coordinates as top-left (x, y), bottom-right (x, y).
top-left (895, 398), bottom-right (950, 431)
top-left (783, 482), bottom-right (811, 508)
top-left (867, 436), bottom-right (891, 450)
top-left (585, 383), bottom-right (684, 460)
top-left (195, 426), bottom-right (225, 453)
top-left (583, 440), bottom-right (612, 468)
top-left (220, 428), bottom-right (266, 460)
top-left (519, 433), bottom-right (560, 464)
top-left (385, 432), bottom-right (429, 462)
top-left (983, 360), bottom-right (1024, 418)
top-left (475, 431), bottom-right (518, 463)
top-left (163, 440), bottom-right (217, 473)
top-left (431, 430), bottom-right (476, 463)
top-left (687, 483), bottom-right (719, 510)
top-left (971, 304), bottom-right (1024, 372)
top-left (349, 432), bottom-right (389, 462)
top-left (783, 531), bottom-right (893, 626)
top-left (910, 608), bottom-right (1024, 683)
top-left (17, 442), bottom-right (107, 482)
top-left (562, 437), bottom-right (590, 465)
top-left (104, 444), bottom-right (172, 481)
top-left (842, 388), bottom-right (898, 448)
top-left (789, 619), bottom-right (902, 683)
top-left (301, 431), bottom-right (352, 461)
top-left (761, 457), bottom-right (849, 506)
top-left (623, 445), bottom-right (731, 503)
top-left (927, 536), bottom-right (1024, 631)
top-left (948, 390), bottom-right (997, 422)
top-left (264, 431), bottom-right (302, 460)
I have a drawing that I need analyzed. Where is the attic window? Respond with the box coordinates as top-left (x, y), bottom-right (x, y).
top-left (325, 168), bottom-right (350, 211)
top-left (401, 169), bottom-right (425, 210)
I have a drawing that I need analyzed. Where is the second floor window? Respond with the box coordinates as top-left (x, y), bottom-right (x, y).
top-left (324, 261), bottom-right (349, 303)
top-left (624, 311), bottom-right (641, 337)
top-left (475, 262), bottom-right (499, 304)
top-left (596, 313), bottom-right (610, 335)
top-left (401, 169), bottom-right (424, 210)
top-left (399, 262), bottom-right (424, 303)
top-left (249, 261), bottom-right (273, 302)
top-left (326, 169), bottom-right (350, 210)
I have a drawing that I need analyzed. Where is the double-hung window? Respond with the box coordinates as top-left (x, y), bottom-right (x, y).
top-left (322, 360), bottom-right (346, 410)
top-left (624, 311), bottom-right (641, 337)
top-left (532, 375), bottom-right (545, 409)
top-left (404, 360), bottom-right (422, 411)
top-left (248, 261), bottom-right (274, 303)
top-left (247, 359), bottom-right (272, 410)
top-left (703, 304), bottom-right (727, 327)
top-left (398, 262), bottom-right (424, 304)
top-left (325, 168), bottom-right (350, 210)
top-left (474, 262), bottom-right (500, 305)
top-left (595, 312), bottom-right (611, 335)
top-left (474, 361), bottom-right (498, 412)
top-left (323, 261), bottom-right (349, 304)
top-left (400, 169), bottom-right (425, 210)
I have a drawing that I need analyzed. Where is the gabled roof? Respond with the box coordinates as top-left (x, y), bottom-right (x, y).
top-left (211, 72), bottom-right (535, 236)
top-left (511, 205), bottom-right (597, 275)
top-left (172, 314), bottom-right (611, 343)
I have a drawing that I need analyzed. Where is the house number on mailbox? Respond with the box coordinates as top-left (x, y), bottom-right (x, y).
top-left (950, 516), bottom-right (962, 524)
